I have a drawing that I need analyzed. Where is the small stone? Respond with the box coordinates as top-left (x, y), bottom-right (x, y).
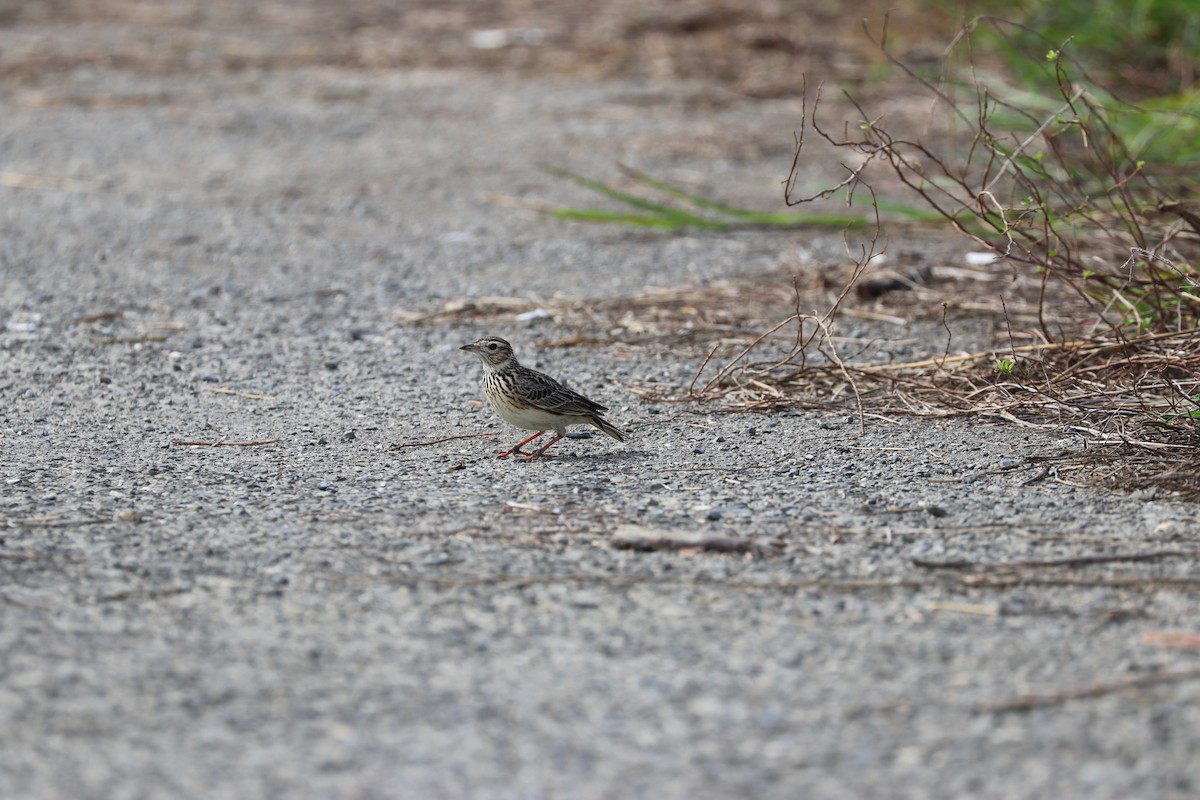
top-left (706, 506), bottom-right (751, 522)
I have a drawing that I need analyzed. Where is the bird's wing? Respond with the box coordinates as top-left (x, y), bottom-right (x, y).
top-left (513, 367), bottom-right (609, 415)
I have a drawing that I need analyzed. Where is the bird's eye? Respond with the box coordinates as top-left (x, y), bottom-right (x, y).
top-left (487, 343), bottom-right (497, 350)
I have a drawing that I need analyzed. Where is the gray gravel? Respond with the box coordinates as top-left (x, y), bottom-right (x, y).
top-left (3, 11), bottom-right (1200, 800)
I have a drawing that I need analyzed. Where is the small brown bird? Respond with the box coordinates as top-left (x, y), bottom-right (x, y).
top-left (460, 335), bottom-right (625, 461)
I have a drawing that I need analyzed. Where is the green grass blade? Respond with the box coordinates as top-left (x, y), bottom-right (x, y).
top-left (873, 199), bottom-right (954, 222)
top-left (545, 167), bottom-right (719, 227)
top-left (617, 164), bottom-right (775, 219)
top-left (548, 208), bottom-right (730, 230)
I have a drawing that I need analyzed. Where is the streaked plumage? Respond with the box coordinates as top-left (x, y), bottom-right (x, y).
top-left (460, 336), bottom-right (625, 460)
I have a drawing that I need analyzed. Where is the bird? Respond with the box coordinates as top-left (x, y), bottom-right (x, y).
top-left (459, 335), bottom-right (625, 461)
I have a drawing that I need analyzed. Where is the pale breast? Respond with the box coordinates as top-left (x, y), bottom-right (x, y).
top-left (483, 374), bottom-right (573, 433)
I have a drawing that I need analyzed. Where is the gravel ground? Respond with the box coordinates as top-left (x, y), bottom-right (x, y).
top-left (3, 5), bottom-right (1200, 799)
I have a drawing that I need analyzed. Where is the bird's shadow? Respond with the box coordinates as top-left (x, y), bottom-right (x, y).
top-left (504, 448), bottom-right (645, 465)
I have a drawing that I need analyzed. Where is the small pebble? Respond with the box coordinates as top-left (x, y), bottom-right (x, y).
top-left (706, 506), bottom-right (751, 522)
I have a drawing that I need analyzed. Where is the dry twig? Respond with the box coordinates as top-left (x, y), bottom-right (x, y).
top-left (978, 668), bottom-right (1200, 713)
top-left (171, 438), bottom-right (280, 447)
top-left (611, 525), bottom-right (782, 556)
top-left (913, 550), bottom-right (1200, 571)
top-left (389, 433), bottom-right (494, 450)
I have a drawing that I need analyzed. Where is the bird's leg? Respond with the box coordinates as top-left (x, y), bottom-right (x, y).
top-left (499, 431), bottom-right (545, 459)
top-left (524, 433), bottom-right (565, 461)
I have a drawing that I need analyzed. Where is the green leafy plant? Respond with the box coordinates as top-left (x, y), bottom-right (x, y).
top-left (805, 19), bottom-right (1200, 339)
top-left (973, 0), bottom-right (1200, 97)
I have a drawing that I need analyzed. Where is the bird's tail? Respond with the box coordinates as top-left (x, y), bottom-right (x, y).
top-left (590, 416), bottom-right (625, 443)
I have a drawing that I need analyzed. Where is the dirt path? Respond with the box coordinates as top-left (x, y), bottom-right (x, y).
top-left (3, 4), bottom-right (1198, 798)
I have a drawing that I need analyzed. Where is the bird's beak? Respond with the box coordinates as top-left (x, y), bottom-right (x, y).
top-left (459, 343), bottom-right (478, 353)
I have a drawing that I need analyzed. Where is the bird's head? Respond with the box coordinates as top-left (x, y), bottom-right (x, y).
top-left (459, 336), bottom-right (518, 371)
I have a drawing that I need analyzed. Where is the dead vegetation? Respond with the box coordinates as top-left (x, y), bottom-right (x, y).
top-left (649, 17), bottom-right (1200, 493)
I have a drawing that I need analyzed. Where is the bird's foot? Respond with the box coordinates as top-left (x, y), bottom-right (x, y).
top-left (524, 433), bottom-right (565, 461)
top-left (499, 431), bottom-right (547, 459)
